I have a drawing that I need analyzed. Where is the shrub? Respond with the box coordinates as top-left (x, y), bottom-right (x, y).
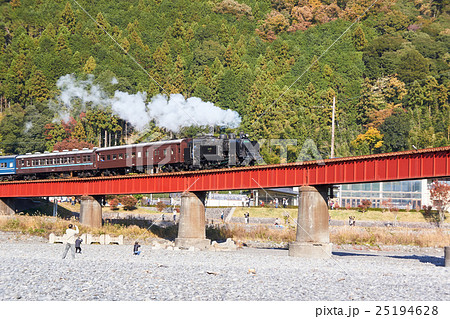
top-left (120, 196), bottom-right (138, 211)
top-left (358, 199), bottom-right (371, 213)
top-left (109, 198), bottom-right (120, 210)
top-left (156, 201), bottom-right (167, 212)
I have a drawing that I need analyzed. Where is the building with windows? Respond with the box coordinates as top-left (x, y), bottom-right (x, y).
top-left (337, 179), bottom-right (450, 210)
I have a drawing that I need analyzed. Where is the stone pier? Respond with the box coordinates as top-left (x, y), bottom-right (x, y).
top-left (0, 198), bottom-right (16, 215)
top-left (175, 191), bottom-right (210, 250)
top-left (79, 196), bottom-right (102, 228)
top-left (289, 186), bottom-right (332, 258)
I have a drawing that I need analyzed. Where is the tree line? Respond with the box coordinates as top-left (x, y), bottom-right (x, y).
top-left (0, 0), bottom-right (448, 162)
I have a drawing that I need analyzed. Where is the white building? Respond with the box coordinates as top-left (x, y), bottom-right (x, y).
top-left (337, 178), bottom-right (450, 210)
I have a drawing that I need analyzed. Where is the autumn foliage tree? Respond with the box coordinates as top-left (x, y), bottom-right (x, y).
top-left (429, 180), bottom-right (450, 225)
top-left (120, 195), bottom-right (138, 211)
top-left (358, 199), bottom-right (371, 212)
top-left (52, 138), bottom-right (95, 151)
top-left (351, 127), bottom-right (384, 154)
top-left (109, 198), bottom-right (120, 210)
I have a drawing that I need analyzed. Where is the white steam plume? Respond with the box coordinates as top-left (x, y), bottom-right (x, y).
top-left (54, 74), bottom-right (241, 132)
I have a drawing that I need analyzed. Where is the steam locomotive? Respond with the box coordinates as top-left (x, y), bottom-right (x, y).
top-left (0, 133), bottom-right (260, 181)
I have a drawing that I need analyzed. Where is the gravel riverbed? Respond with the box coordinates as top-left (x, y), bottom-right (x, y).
top-left (0, 232), bottom-right (449, 301)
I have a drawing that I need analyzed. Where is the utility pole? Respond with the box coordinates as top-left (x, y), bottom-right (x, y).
top-left (331, 96), bottom-right (336, 159)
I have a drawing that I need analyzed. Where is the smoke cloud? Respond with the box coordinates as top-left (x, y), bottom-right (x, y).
top-left (54, 74), bottom-right (242, 132)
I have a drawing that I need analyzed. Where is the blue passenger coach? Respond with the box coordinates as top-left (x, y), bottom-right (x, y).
top-left (0, 155), bottom-right (17, 177)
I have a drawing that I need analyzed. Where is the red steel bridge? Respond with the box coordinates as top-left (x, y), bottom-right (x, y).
top-left (0, 146), bottom-right (449, 198)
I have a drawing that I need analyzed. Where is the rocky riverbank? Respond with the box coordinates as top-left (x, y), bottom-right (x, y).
top-left (0, 231), bottom-right (448, 301)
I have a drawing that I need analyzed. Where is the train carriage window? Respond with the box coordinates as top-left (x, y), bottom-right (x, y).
top-left (171, 148), bottom-right (174, 155)
top-left (138, 152), bottom-right (141, 158)
top-left (87, 155), bottom-right (91, 162)
top-left (132, 152), bottom-right (136, 158)
top-left (21, 160), bottom-right (24, 166)
top-left (113, 154), bottom-right (117, 160)
top-left (9, 163), bottom-right (13, 168)
top-left (125, 153), bottom-right (129, 159)
top-left (107, 155), bottom-right (111, 161)
top-left (119, 154), bottom-right (123, 159)
top-left (163, 149), bottom-right (167, 157)
top-left (100, 155), bottom-right (105, 162)
top-left (0, 163), bottom-right (4, 167)
top-left (26, 160), bottom-right (30, 166)
top-left (77, 156), bottom-right (81, 163)
top-left (71, 157), bottom-right (75, 164)
top-left (145, 151), bottom-right (149, 157)
top-left (155, 150), bottom-right (159, 156)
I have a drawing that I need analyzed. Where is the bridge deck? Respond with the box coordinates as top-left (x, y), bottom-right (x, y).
top-left (0, 146), bottom-right (449, 197)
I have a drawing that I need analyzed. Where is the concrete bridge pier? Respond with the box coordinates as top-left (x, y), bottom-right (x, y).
top-left (79, 196), bottom-right (102, 228)
top-left (289, 186), bottom-right (332, 258)
top-left (0, 198), bottom-right (16, 215)
top-left (175, 191), bottom-right (210, 250)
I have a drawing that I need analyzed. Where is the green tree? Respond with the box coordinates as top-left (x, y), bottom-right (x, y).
top-left (0, 105), bottom-right (25, 154)
top-left (396, 49), bottom-right (430, 83)
top-left (379, 108), bottom-right (411, 152)
top-left (353, 25), bottom-right (367, 51)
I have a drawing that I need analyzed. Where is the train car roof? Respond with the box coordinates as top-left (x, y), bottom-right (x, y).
top-left (0, 155), bottom-right (17, 159)
top-left (17, 149), bottom-right (95, 159)
top-left (96, 140), bottom-right (185, 151)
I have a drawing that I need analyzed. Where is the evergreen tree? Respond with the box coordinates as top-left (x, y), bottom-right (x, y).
top-left (59, 2), bottom-right (76, 33)
top-left (83, 56), bottom-right (97, 74)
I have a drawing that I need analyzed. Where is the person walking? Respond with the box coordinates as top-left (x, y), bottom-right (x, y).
top-left (62, 224), bottom-right (79, 259)
top-left (133, 241), bottom-right (141, 255)
top-left (173, 209), bottom-right (177, 222)
top-left (75, 236), bottom-right (83, 254)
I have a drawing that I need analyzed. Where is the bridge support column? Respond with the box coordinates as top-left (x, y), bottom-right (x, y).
top-left (289, 186), bottom-right (332, 258)
top-left (175, 191), bottom-right (210, 250)
top-left (80, 196), bottom-right (102, 228)
top-left (0, 198), bottom-right (16, 215)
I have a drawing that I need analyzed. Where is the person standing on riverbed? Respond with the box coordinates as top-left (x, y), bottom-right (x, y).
top-left (62, 224), bottom-right (79, 259)
top-left (133, 241), bottom-right (141, 255)
top-left (75, 236), bottom-right (83, 254)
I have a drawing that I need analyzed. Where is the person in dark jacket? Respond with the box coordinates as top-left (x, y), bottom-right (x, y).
top-left (133, 241), bottom-right (141, 255)
top-left (75, 236), bottom-right (83, 254)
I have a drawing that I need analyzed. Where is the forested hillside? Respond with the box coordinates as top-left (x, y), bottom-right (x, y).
top-left (0, 0), bottom-right (448, 163)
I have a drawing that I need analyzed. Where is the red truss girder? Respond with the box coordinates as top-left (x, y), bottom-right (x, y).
top-left (0, 147), bottom-right (449, 197)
